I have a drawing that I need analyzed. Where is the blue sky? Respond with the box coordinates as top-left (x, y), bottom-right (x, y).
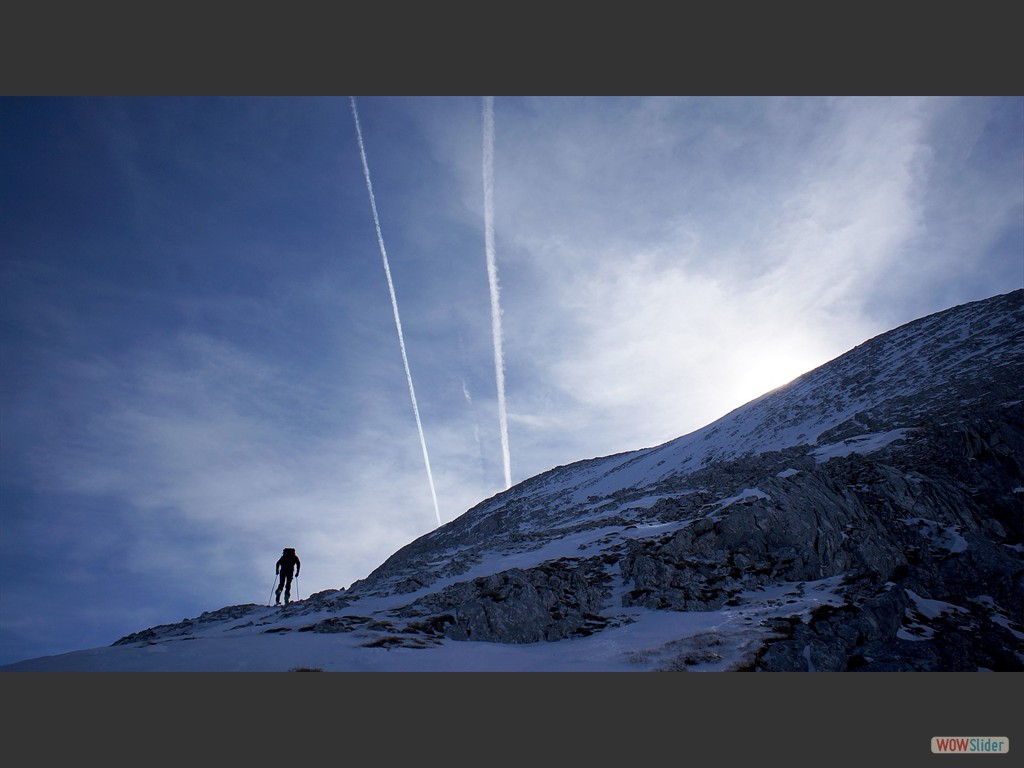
top-left (1, 96), bottom-right (1021, 665)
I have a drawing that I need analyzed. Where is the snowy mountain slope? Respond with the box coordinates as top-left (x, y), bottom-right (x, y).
top-left (354, 290), bottom-right (1023, 594)
top-left (492, 284), bottom-right (1020, 504)
top-left (4, 289), bottom-right (1022, 672)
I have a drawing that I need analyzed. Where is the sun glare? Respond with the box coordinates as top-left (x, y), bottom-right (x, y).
top-left (729, 347), bottom-right (819, 407)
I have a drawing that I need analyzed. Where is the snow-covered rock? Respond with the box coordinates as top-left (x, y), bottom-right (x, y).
top-left (5, 290), bottom-right (1022, 671)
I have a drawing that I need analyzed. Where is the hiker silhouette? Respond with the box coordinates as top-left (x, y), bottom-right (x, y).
top-left (275, 547), bottom-right (301, 605)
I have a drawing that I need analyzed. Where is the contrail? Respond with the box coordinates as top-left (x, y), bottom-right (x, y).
top-left (350, 97), bottom-right (442, 527)
top-left (483, 96), bottom-right (512, 490)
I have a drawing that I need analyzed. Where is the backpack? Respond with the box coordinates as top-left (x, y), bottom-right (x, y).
top-left (279, 548), bottom-right (298, 571)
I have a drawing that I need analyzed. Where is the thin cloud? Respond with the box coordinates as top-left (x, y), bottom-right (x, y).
top-left (456, 97), bottom-right (1012, 470)
top-left (482, 96), bottom-right (512, 489)
top-left (350, 96), bottom-right (442, 527)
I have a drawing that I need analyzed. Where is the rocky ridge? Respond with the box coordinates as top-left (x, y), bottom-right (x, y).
top-left (110, 290), bottom-right (1024, 671)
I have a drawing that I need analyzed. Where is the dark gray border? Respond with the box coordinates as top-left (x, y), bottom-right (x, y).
top-left (4, 672), bottom-right (1020, 766)
top-left (1, 5), bottom-right (1020, 95)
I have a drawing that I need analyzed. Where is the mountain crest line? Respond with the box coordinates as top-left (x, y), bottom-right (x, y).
top-left (349, 97), bottom-right (442, 527)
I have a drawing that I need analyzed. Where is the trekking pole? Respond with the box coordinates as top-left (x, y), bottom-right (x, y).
top-left (268, 574), bottom-right (277, 606)
top-left (294, 575), bottom-right (301, 601)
